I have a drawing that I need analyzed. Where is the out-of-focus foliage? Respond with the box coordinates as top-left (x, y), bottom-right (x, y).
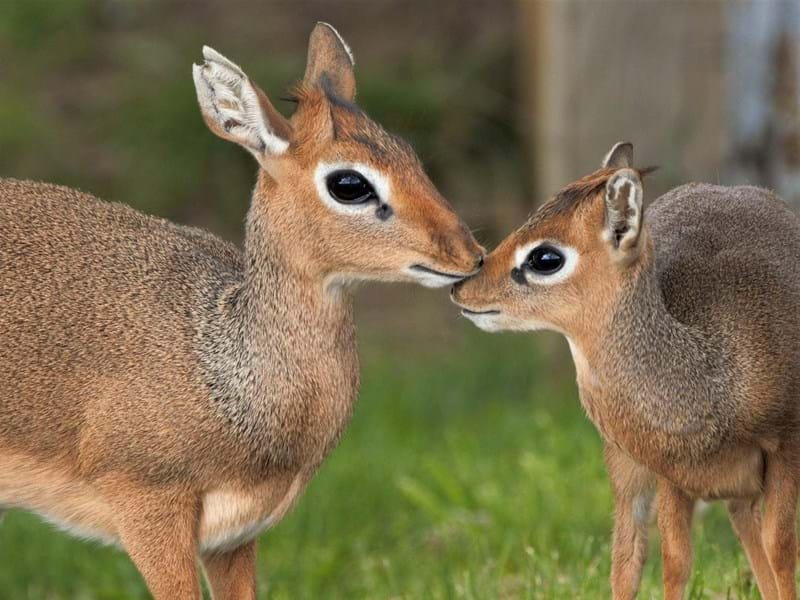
top-left (0, 0), bottom-right (529, 243)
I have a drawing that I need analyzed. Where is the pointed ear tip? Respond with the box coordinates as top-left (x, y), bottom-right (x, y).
top-left (310, 22), bottom-right (355, 66)
top-left (610, 141), bottom-right (633, 155)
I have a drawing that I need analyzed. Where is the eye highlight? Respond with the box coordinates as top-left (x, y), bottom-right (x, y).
top-left (526, 245), bottom-right (564, 274)
top-left (326, 170), bottom-right (377, 204)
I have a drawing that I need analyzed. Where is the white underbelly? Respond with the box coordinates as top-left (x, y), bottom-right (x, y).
top-left (198, 473), bottom-right (307, 553)
top-left (1, 450), bottom-right (309, 553)
top-left (0, 451), bottom-right (118, 545)
top-left (198, 488), bottom-right (276, 553)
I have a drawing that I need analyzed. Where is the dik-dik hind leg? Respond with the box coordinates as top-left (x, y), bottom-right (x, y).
top-left (605, 444), bottom-right (655, 600)
top-left (202, 540), bottom-right (257, 600)
top-left (761, 453), bottom-right (799, 600)
top-left (726, 498), bottom-right (778, 600)
top-left (98, 479), bottom-right (202, 599)
top-left (656, 482), bottom-right (695, 600)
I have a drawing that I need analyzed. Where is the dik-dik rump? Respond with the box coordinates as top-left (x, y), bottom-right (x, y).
top-left (453, 142), bottom-right (800, 600)
top-left (0, 24), bottom-right (483, 599)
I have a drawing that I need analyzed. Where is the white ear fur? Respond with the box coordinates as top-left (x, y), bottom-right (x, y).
top-left (193, 46), bottom-right (289, 162)
top-left (602, 141), bottom-right (633, 169)
top-left (604, 169), bottom-right (643, 255)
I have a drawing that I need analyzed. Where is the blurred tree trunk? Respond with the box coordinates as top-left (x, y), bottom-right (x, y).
top-left (725, 1), bottom-right (800, 208)
top-left (516, 0), bottom-right (726, 203)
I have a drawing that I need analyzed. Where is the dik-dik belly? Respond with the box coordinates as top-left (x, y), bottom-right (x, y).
top-left (0, 450), bottom-right (310, 551)
top-left (647, 444), bottom-right (765, 500)
top-left (198, 471), bottom-right (309, 553)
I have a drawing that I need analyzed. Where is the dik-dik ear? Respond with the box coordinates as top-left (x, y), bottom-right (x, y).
top-left (604, 168), bottom-right (644, 259)
top-left (303, 22), bottom-right (356, 102)
top-left (193, 46), bottom-right (291, 171)
top-left (602, 141), bottom-right (634, 169)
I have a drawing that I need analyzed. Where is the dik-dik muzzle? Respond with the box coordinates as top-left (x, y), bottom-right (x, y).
top-left (193, 23), bottom-right (484, 289)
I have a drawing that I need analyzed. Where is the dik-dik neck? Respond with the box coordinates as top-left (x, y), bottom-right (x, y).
top-left (202, 184), bottom-right (359, 472)
top-left (575, 249), bottom-right (734, 461)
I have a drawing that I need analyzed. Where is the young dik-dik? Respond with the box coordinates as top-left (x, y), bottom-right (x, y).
top-left (0, 24), bottom-right (483, 598)
top-left (452, 142), bottom-right (800, 599)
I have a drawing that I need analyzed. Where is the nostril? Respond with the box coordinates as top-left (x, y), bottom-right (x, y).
top-left (476, 255), bottom-right (485, 269)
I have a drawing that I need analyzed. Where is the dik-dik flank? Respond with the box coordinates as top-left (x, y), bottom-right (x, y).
top-left (453, 143), bottom-right (800, 599)
top-left (0, 24), bottom-right (483, 598)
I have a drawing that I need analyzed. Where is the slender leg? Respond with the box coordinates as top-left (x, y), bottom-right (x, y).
top-left (202, 540), bottom-right (257, 600)
top-left (656, 481), bottom-right (695, 600)
top-left (761, 453), bottom-right (799, 600)
top-left (727, 498), bottom-right (779, 600)
top-left (99, 480), bottom-right (202, 599)
top-left (605, 444), bottom-right (656, 600)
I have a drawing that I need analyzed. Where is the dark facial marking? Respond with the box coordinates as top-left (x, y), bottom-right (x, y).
top-left (375, 203), bottom-right (393, 221)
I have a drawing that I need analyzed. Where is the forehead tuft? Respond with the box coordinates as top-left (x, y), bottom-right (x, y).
top-left (290, 81), bottom-right (420, 167)
top-left (331, 105), bottom-right (419, 166)
top-left (523, 168), bottom-right (617, 231)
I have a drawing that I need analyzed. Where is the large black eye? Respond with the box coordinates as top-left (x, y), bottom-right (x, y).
top-left (526, 245), bottom-right (564, 274)
top-left (326, 170), bottom-right (377, 204)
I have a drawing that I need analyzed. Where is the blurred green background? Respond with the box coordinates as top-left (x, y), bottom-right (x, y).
top-left (0, 1), bottom-right (798, 598)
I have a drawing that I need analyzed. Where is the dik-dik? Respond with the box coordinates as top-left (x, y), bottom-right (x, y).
top-left (452, 142), bottom-right (800, 599)
top-left (0, 23), bottom-right (483, 598)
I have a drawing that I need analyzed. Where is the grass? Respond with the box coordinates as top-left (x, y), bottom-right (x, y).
top-left (0, 328), bottom-right (783, 598)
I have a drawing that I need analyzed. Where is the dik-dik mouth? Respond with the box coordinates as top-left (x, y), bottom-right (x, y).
top-left (460, 307), bottom-right (501, 316)
top-left (409, 264), bottom-right (473, 281)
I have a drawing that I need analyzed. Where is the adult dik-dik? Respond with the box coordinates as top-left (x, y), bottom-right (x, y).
top-left (0, 24), bottom-right (483, 599)
top-left (452, 142), bottom-right (800, 599)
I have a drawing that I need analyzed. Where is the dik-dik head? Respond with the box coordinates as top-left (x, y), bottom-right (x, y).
top-left (193, 23), bottom-right (483, 287)
top-left (452, 142), bottom-right (653, 337)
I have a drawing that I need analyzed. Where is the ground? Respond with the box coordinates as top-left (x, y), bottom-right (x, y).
top-left (0, 329), bottom-right (784, 599)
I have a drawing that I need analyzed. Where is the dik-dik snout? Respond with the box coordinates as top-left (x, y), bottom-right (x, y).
top-left (193, 24), bottom-right (483, 289)
top-left (452, 142), bottom-right (651, 335)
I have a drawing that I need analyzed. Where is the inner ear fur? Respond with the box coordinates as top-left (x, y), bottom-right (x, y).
top-left (193, 46), bottom-right (291, 168)
top-left (604, 168), bottom-right (644, 255)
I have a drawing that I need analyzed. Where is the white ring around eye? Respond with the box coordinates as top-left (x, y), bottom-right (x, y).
top-left (313, 161), bottom-right (391, 216)
top-left (513, 240), bottom-right (580, 285)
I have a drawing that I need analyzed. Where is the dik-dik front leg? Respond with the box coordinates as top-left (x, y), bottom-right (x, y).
top-left (761, 451), bottom-right (799, 600)
top-left (97, 478), bottom-right (202, 599)
top-left (605, 444), bottom-right (655, 600)
top-left (202, 540), bottom-right (257, 600)
top-left (727, 498), bottom-right (778, 600)
top-left (656, 481), bottom-right (695, 600)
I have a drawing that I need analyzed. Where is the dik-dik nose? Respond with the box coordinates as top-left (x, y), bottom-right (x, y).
top-left (460, 236), bottom-right (486, 273)
top-left (450, 279), bottom-right (465, 299)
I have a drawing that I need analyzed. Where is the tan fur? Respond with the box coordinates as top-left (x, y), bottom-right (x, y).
top-left (0, 23), bottom-right (482, 598)
top-left (453, 142), bottom-right (800, 599)
top-left (202, 541), bottom-right (257, 600)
